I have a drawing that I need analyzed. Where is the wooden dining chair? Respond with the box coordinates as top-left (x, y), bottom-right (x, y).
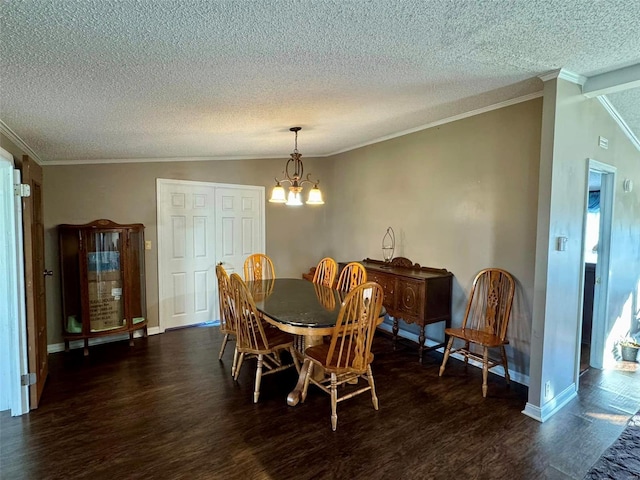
top-left (301, 281), bottom-right (384, 431)
top-left (215, 265), bottom-right (238, 373)
top-left (439, 268), bottom-right (516, 397)
top-left (335, 261), bottom-right (367, 292)
top-left (243, 253), bottom-right (275, 282)
top-left (312, 257), bottom-right (338, 288)
top-left (249, 277), bottom-right (275, 302)
top-left (229, 273), bottom-right (300, 403)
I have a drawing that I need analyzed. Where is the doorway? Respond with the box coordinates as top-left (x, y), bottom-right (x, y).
top-left (0, 148), bottom-right (29, 416)
top-left (156, 179), bottom-right (265, 331)
top-left (579, 160), bottom-right (615, 375)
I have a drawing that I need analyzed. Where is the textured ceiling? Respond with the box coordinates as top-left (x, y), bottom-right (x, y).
top-left (1, 0), bottom-right (639, 163)
top-left (607, 88), bottom-right (640, 139)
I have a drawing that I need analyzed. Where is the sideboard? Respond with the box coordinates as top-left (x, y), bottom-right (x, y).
top-left (340, 258), bottom-right (453, 362)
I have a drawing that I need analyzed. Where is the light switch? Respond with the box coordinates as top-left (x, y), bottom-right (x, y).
top-left (145, 240), bottom-right (152, 250)
top-left (598, 136), bottom-right (609, 149)
top-left (556, 236), bottom-right (567, 251)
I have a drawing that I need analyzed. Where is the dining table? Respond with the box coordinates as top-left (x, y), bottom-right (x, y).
top-left (247, 277), bottom-right (385, 406)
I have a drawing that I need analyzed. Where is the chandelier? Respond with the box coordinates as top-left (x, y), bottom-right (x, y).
top-left (269, 127), bottom-right (324, 206)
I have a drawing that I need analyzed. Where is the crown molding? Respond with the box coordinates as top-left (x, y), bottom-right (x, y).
top-left (0, 119), bottom-right (43, 164)
top-left (328, 91), bottom-right (543, 157)
top-left (43, 153), bottom-right (327, 166)
top-left (538, 69), bottom-right (561, 82)
top-left (597, 96), bottom-right (640, 153)
top-left (538, 68), bottom-right (587, 85)
top-left (559, 69), bottom-right (587, 85)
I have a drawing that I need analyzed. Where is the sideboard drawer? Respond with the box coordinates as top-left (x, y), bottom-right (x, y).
top-left (366, 270), bottom-right (396, 308)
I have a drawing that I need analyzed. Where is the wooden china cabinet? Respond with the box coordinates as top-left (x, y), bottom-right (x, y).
top-left (58, 219), bottom-right (147, 355)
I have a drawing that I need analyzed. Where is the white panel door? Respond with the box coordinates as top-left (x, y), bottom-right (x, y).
top-left (158, 181), bottom-right (216, 330)
top-left (215, 187), bottom-right (263, 276)
top-left (158, 180), bottom-right (264, 331)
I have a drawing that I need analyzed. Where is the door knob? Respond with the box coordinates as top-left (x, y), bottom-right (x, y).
top-left (43, 269), bottom-right (53, 277)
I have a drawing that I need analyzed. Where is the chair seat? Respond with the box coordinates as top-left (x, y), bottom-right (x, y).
top-left (445, 327), bottom-right (509, 348)
top-left (238, 325), bottom-right (294, 353)
top-left (305, 343), bottom-right (374, 374)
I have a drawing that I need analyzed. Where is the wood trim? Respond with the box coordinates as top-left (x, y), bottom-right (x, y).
top-left (262, 315), bottom-right (336, 336)
top-left (21, 155), bottom-right (48, 409)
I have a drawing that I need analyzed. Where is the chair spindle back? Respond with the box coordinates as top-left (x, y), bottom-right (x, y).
top-left (326, 282), bottom-right (383, 372)
top-left (215, 264), bottom-right (235, 334)
top-left (244, 253), bottom-right (275, 282)
top-left (230, 273), bottom-right (269, 353)
top-left (462, 268), bottom-right (515, 341)
top-left (312, 257), bottom-right (338, 288)
top-left (336, 262), bottom-right (367, 292)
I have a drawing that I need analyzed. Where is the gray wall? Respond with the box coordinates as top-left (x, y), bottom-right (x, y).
top-left (43, 157), bottom-right (333, 345)
top-left (325, 99), bottom-right (543, 379)
top-left (527, 78), bottom-right (640, 418)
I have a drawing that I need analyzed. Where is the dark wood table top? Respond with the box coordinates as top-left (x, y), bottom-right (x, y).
top-left (248, 278), bottom-right (342, 335)
top-left (248, 278), bottom-right (385, 336)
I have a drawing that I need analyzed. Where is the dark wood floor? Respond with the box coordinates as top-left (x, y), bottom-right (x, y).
top-left (2, 327), bottom-right (639, 480)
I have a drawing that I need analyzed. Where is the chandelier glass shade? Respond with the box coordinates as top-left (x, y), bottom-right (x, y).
top-left (269, 127), bottom-right (324, 206)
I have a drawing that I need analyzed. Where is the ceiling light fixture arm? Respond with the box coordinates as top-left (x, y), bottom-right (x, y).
top-left (274, 156), bottom-right (320, 190)
top-left (268, 126), bottom-right (324, 205)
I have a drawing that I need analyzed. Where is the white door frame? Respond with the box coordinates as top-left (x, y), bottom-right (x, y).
top-left (0, 147), bottom-right (29, 415)
top-left (576, 159), bottom-right (615, 377)
top-left (156, 178), bottom-right (265, 332)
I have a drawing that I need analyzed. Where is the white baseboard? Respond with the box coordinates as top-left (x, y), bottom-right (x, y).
top-left (378, 323), bottom-right (530, 387)
top-left (522, 383), bottom-right (577, 423)
top-left (522, 403), bottom-right (544, 422)
top-left (47, 326), bottom-right (161, 354)
top-left (377, 322), bottom-right (442, 347)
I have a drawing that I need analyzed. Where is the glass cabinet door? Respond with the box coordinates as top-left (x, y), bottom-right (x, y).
top-left (60, 228), bottom-right (82, 333)
top-left (84, 229), bottom-right (126, 332)
top-left (127, 227), bottom-right (146, 325)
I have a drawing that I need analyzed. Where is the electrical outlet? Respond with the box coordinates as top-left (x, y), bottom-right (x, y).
top-left (145, 240), bottom-right (152, 250)
top-left (545, 381), bottom-right (551, 399)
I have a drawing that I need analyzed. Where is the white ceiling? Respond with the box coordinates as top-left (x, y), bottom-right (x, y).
top-left (1, 0), bottom-right (639, 164)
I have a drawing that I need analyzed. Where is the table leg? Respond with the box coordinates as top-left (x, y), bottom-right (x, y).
top-left (287, 358), bottom-right (310, 406)
top-left (287, 334), bottom-right (325, 406)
